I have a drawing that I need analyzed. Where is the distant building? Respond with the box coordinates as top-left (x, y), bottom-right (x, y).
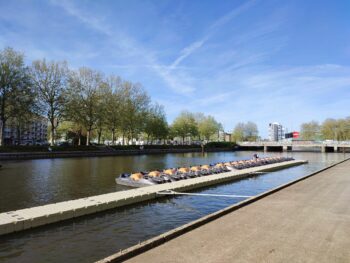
top-left (285, 131), bottom-right (300, 139)
top-left (3, 116), bottom-right (48, 145)
top-left (269, 122), bottom-right (284, 141)
top-left (224, 132), bottom-right (232, 142)
top-left (218, 131), bottom-right (232, 142)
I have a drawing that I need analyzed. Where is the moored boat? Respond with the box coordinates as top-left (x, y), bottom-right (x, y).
top-left (115, 156), bottom-right (294, 187)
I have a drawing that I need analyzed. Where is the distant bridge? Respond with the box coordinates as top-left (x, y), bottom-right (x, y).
top-left (237, 141), bottom-right (350, 152)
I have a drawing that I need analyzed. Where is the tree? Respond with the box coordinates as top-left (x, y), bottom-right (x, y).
top-left (320, 119), bottom-right (338, 140)
top-left (144, 103), bottom-right (168, 143)
top-left (232, 122), bottom-right (245, 142)
top-left (31, 59), bottom-right (68, 145)
top-left (245, 121), bottom-right (259, 141)
top-left (171, 111), bottom-right (198, 144)
top-left (0, 47), bottom-right (29, 145)
top-left (320, 118), bottom-right (349, 141)
top-left (300, 121), bottom-right (320, 140)
top-left (338, 117), bottom-right (350, 140)
top-left (95, 82), bottom-right (110, 144)
top-left (119, 82), bottom-right (150, 144)
top-left (197, 115), bottom-right (221, 141)
top-left (66, 67), bottom-right (103, 145)
top-left (8, 81), bottom-right (37, 145)
top-left (104, 75), bottom-right (122, 145)
top-left (232, 121), bottom-right (259, 141)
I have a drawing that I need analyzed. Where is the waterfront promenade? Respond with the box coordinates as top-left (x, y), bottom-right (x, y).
top-left (122, 159), bottom-right (350, 263)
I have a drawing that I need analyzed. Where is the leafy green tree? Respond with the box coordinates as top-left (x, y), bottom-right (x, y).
top-left (300, 121), bottom-right (320, 140)
top-left (144, 103), bottom-right (168, 143)
top-left (321, 119), bottom-right (337, 140)
top-left (104, 75), bottom-right (123, 145)
top-left (66, 67), bottom-right (103, 145)
top-left (0, 47), bottom-right (29, 145)
top-left (232, 121), bottom-right (258, 141)
top-left (197, 115), bottom-right (221, 141)
top-left (95, 82), bottom-right (110, 144)
top-left (338, 117), bottom-right (350, 140)
top-left (119, 82), bottom-right (150, 144)
top-left (171, 111), bottom-right (198, 144)
top-left (320, 118), bottom-right (350, 141)
top-left (31, 59), bottom-right (68, 145)
top-left (245, 121), bottom-right (259, 141)
top-left (8, 82), bottom-right (37, 145)
top-left (232, 122), bottom-right (245, 142)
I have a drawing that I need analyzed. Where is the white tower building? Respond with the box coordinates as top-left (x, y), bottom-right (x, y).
top-left (269, 122), bottom-right (284, 141)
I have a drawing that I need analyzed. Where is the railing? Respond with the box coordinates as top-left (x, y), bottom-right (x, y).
top-left (238, 141), bottom-right (350, 147)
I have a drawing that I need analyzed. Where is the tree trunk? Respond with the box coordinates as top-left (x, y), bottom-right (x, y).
top-left (0, 94), bottom-right (6, 146)
top-left (97, 129), bottom-right (102, 144)
top-left (78, 134), bottom-right (81, 146)
top-left (86, 130), bottom-right (90, 146)
top-left (16, 125), bottom-right (21, 145)
top-left (111, 129), bottom-right (115, 145)
top-left (50, 121), bottom-right (55, 146)
top-left (0, 119), bottom-right (5, 146)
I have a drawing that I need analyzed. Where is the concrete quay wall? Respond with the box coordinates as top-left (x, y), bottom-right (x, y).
top-left (0, 148), bottom-right (234, 161)
top-left (0, 160), bottom-right (306, 236)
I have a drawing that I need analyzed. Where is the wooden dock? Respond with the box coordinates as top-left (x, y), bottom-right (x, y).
top-left (0, 160), bottom-right (306, 236)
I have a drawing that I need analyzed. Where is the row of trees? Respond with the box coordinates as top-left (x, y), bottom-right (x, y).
top-left (0, 47), bottom-right (225, 146)
top-left (171, 111), bottom-right (223, 143)
top-left (231, 121), bottom-right (259, 141)
top-left (300, 117), bottom-right (350, 141)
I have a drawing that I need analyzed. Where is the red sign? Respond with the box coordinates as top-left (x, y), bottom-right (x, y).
top-left (292, 132), bottom-right (299, 138)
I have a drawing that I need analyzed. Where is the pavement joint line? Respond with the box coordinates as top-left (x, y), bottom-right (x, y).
top-left (156, 190), bottom-right (253, 198)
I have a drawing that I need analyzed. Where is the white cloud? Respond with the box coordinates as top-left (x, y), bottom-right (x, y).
top-left (50, 0), bottom-right (197, 95)
top-left (169, 0), bottom-right (258, 71)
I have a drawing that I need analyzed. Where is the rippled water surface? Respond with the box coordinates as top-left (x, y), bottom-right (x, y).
top-left (0, 151), bottom-right (348, 263)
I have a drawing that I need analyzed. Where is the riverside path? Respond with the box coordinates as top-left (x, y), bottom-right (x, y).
top-left (119, 159), bottom-right (350, 263)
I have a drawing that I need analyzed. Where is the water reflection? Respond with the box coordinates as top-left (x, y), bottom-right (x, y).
top-left (1, 151), bottom-right (251, 212)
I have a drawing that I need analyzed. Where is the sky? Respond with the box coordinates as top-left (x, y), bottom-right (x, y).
top-left (0, 0), bottom-right (349, 138)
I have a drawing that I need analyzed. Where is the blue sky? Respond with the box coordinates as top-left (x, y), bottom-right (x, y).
top-left (0, 0), bottom-right (349, 138)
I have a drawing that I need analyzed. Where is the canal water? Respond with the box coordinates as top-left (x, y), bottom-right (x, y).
top-left (0, 151), bottom-right (348, 262)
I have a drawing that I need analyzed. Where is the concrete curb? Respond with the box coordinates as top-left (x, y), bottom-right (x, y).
top-left (96, 157), bottom-right (350, 263)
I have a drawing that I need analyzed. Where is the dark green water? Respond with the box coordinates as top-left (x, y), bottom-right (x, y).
top-left (0, 151), bottom-right (348, 262)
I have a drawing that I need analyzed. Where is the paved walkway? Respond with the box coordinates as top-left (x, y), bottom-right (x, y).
top-left (126, 160), bottom-right (350, 263)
